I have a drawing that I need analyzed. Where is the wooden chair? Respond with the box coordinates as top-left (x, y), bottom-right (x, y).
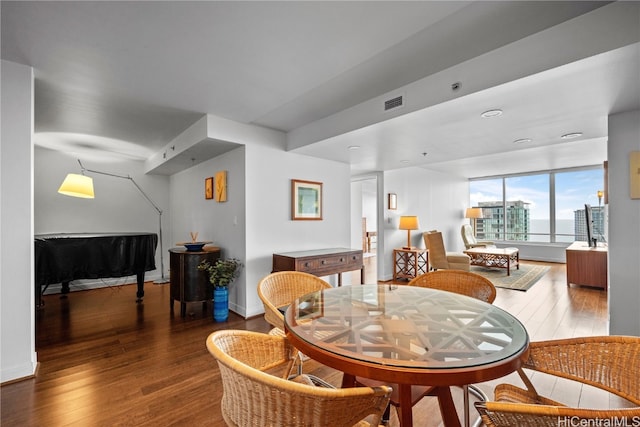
top-left (206, 330), bottom-right (392, 427)
top-left (408, 269), bottom-right (496, 303)
top-left (356, 270), bottom-right (496, 424)
top-left (475, 336), bottom-right (640, 426)
top-left (423, 230), bottom-right (470, 271)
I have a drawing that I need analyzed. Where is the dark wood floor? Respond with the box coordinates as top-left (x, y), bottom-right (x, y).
top-left (1, 259), bottom-right (612, 426)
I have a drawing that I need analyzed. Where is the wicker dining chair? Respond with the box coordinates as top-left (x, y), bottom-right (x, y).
top-left (257, 271), bottom-right (334, 386)
top-left (207, 330), bottom-right (392, 427)
top-left (356, 270), bottom-right (497, 424)
top-left (408, 270), bottom-right (497, 303)
top-left (475, 336), bottom-right (640, 426)
top-left (258, 271), bottom-right (332, 333)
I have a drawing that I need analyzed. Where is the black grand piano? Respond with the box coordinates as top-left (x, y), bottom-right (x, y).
top-left (34, 233), bottom-right (158, 307)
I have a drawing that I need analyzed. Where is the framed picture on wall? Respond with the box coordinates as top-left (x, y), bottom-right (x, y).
top-left (215, 170), bottom-right (227, 202)
top-left (388, 193), bottom-right (397, 210)
top-left (292, 179), bottom-right (323, 220)
top-left (205, 177), bottom-right (213, 200)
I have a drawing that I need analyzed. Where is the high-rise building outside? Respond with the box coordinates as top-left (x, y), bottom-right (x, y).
top-left (475, 201), bottom-right (530, 241)
top-left (575, 206), bottom-right (605, 242)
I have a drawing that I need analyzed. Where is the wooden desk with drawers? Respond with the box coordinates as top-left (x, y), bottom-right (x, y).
top-left (272, 248), bottom-right (364, 286)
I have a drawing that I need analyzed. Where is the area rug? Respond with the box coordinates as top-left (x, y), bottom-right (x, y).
top-left (470, 263), bottom-right (550, 291)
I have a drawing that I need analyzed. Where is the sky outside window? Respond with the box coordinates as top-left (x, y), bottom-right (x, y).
top-left (470, 167), bottom-right (603, 242)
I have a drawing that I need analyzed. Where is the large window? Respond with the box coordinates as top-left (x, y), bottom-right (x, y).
top-left (470, 166), bottom-right (603, 243)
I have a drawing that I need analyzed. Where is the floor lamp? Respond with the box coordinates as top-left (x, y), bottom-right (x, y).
top-left (465, 207), bottom-right (483, 236)
top-left (58, 159), bottom-right (169, 284)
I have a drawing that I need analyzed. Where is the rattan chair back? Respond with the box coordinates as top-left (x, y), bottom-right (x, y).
top-left (207, 330), bottom-right (392, 427)
top-left (258, 271), bottom-right (332, 331)
top-left (408, 270), bottom-right (497, 303)
top-left (475, 336), bottom-right (640, 426)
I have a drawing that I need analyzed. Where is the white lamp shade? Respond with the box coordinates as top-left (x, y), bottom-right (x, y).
top-left (465, 208), bottom-right (483, 219)
top-left (58, 173), bottom-right (95, 198)
top-left (399, 215), bottom-right (420, 230)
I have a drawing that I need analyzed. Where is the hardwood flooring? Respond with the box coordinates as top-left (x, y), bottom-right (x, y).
top-left (1, 259), bottom-right (611, 426)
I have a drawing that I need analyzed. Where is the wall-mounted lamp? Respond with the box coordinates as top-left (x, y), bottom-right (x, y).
top-left (57, 159), bottom-right (168, 283)
top-left (398, 215), bottom-right (420, 249)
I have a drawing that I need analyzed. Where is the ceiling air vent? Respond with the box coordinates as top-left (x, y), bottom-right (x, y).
top-left (384, 95), bottom-right (403, 111)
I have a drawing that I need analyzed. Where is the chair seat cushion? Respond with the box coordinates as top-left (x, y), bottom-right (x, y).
top-left (446, 252), bottom-right (470, 263)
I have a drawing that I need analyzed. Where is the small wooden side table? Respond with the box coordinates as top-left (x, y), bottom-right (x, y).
top-left (393, 248), bottom-right (429, 281)
top-left (169, 246), bottom-right (221, 317)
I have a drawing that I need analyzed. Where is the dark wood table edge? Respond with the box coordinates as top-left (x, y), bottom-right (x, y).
top-left (285, 320), bottom-right (529, 427)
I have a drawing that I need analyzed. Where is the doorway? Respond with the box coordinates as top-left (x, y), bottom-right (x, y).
top-left (351, 175), bottom-right (380, 283)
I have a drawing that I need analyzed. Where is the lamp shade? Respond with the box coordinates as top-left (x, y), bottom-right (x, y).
top-left (398, 215), bottom-right (420, 230)
top-left (465, 207), bottom-right (483, 219)
top-left (58, 173), bottom-right (95, 198)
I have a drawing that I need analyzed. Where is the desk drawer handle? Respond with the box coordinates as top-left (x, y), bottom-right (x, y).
top-left (340, 258), bottom-right (344, 262)
top-left (321, 260), bottom-right (326, 265)
top-left (304, 262), bottom-right (310, 267)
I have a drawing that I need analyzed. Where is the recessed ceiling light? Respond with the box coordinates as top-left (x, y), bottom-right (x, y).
top-left (481, 109), bottom-right (503, 118)
top-left (513, 138), bottom-right (532, 144)
top-left (400, 160), bottom-right (410, 164)
top-left (561, 132), bottom-right (583, 139)
top-left (348, 145), bottom-right (360, 151)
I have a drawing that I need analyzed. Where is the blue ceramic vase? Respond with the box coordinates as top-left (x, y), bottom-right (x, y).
top-left (213, 286), bottom-right (229, 322)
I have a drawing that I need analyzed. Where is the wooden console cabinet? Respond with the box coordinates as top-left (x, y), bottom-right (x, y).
top-left (272, 248), bottom-right (364, 286)
top-left (169, 247), bottom-right (221, 316)
top-left (565, 241), bottom-right (607, 290)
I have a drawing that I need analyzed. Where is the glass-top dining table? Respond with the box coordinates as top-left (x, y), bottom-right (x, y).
top-left (284, 284), bottom-right (529, 427)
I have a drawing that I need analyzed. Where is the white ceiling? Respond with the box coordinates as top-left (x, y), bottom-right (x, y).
top-left (2, 1), bottom-right (638, 177)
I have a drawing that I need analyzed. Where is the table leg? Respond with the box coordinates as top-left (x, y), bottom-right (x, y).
top-left (61, 281), bottom-right (70, 298)
top-left (507, 256), bottom-right (510, 276)
top-left (397, 384), bottom-right (414, 427)
top-left (341, 373), bottom-right (357, 388)
top-left (434, 387), bottom-right (462, 427)
top-left (338, 272), bottom-right (343, 287)
top-left (360, 266), bottom-right (365, 284)
top-left (136, 271), bottom-right (145, 302)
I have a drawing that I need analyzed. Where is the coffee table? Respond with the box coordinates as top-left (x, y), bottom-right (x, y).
top-left (464, 247), bottom-right (519, 276)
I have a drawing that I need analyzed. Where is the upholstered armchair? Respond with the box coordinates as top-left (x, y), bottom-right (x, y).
top-left (423, 230), bottom-right (470, 271)
top-left (461, 224), bottom-right (495, 250)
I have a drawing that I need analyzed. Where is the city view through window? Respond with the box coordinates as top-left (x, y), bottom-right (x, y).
top-left (469, 167), bottom-right (604, 243)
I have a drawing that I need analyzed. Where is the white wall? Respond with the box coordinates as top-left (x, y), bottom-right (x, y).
top-left (608, 109), bottom-right (640, 336)
top-left (166, 115), bottom-right (352, 319)
top-left (169, 146), bottom-right (246, 315)
top-left (350, 177), bottom-right (377, 251)
top-left (33, 147), bottom-right (171, 288)
top-left (245, 145), bottom-right (352, 317)
top-left (382, 167), bottom-right (468, 280)
top-left (1, 60), bottom-right (37, 382)
top-left (350, 180), bottom-right (364, 251)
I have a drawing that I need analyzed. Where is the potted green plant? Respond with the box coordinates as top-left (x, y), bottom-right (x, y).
top-left (198, 258), bottom-right (242, 322)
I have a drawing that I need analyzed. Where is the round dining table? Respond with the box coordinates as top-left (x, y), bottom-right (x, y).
top-left (284, 284), bottom-right (529, 427)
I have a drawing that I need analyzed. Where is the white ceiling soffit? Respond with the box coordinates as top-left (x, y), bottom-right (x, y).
top-left (287, 3), bottom-right (639, 178)
top-left (1, 1), bottom-right (632, 176)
